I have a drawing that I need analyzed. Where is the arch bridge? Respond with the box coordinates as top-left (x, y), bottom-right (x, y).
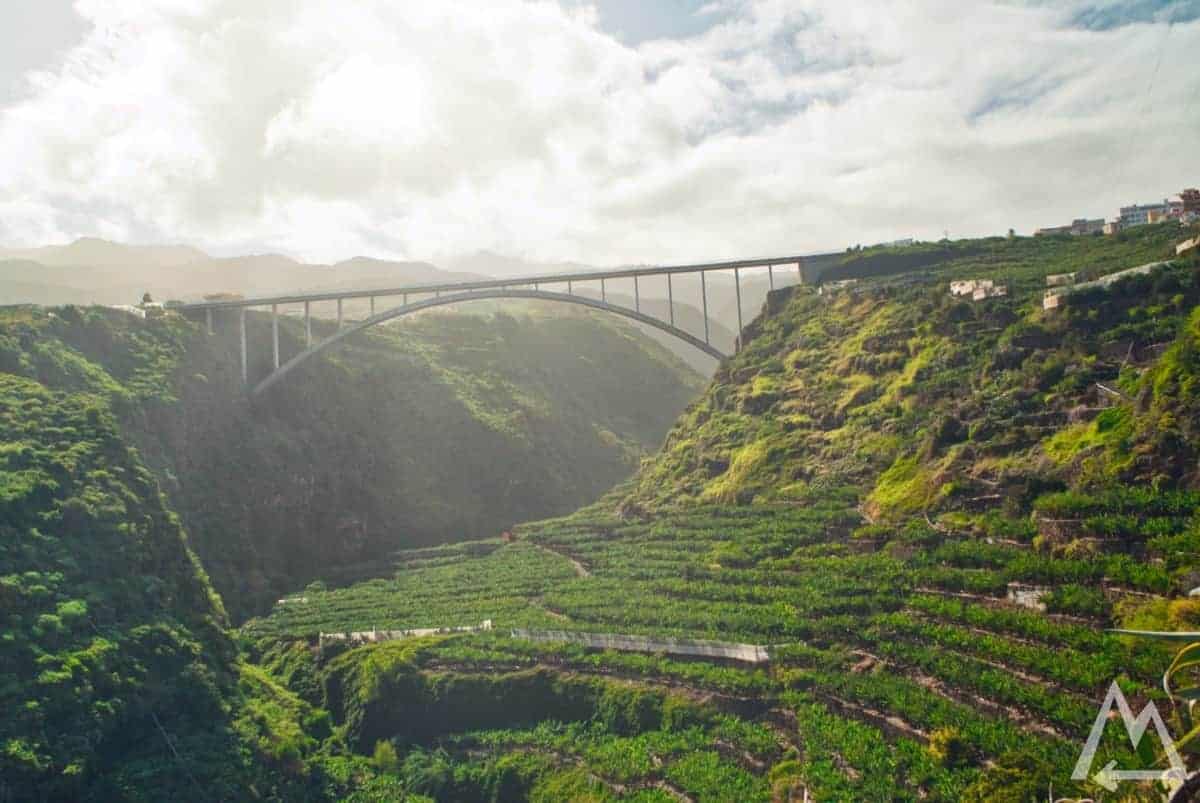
top-left (170, 255), bottom-right (816, 396)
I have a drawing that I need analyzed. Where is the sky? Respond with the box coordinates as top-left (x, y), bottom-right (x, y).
top-left (0, 0), bottom-right (1197, 266)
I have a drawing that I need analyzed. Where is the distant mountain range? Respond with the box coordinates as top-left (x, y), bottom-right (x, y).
top-left (0, 238), bottom-right (479, 306)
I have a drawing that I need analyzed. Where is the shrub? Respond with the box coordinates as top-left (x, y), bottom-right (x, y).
top-left (927, 727), bottom-right (972, 768)
top-left (372, 739), bottom-right (400, 775)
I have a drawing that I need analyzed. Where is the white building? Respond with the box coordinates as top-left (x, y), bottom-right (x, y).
top-left (951, 279), bottom-right (1006, 301)
top-left (973, 284), bottom-right (1008, 301)
top-left (1120, 201), bottom-right (1170, 228)
top-left (950, 279), bottom-right (989, 297)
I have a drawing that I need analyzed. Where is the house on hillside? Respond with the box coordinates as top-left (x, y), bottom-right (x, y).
top-left (1046, 273), bottom-right (1077, 288)
top-left (950, 279), bottom-right (1007, 301)
top-left (1034, 218), bottom-right (1104, 237)
top-left (950, 279), bottom-right (984, 297)
top-left (973, 284), bottom-right (1007, 301)
top-left (1182, 188), bottom-right (1200, 216)
top-left (1120, 201), bottom-right (1171, 228)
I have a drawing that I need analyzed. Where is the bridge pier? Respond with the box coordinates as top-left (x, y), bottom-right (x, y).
top-left (272, 304), bottom-right (280, 370)
top-left (239, 308), bottom-right (247, 386)
top-left (634, 275), bottom-right (640, 313)
top-left (667, 274), bottom-right (674, 326)
top-left (336, 298), bottom-right (343, 330)
top-left (370, 296), bottom-right (375, 316)
top-left (600, 278), bottom-right (606, 302)
top-left (304, 301), bottom-right (312, 347)
top-left (768, 264), bottom-right (774, 290)
top-left (734, 268), bottom-right (743, 352)
top-left (797, 260), bottom-right (803, 283)
top-left (701, 271), bottom-right (710, 345)
top-left (205, 308), bottom-right (213, 335)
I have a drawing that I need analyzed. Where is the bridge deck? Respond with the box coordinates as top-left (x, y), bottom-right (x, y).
top-left (169, 253), bottom-right (810, 310)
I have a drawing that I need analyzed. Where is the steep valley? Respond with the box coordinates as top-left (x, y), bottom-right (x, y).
top-left (5, 221), bottom-right (1200, 802)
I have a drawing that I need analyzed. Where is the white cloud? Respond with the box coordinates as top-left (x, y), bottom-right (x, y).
top-left (0, 0), bottom-right (1196, 264)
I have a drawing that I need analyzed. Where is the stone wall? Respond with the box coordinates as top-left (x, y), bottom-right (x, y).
top-left (510, 628), bottom-right (771, 664)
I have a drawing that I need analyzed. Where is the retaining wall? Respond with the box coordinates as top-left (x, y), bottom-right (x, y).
top-left (510, 628), bottom-right (770, 664)
top-left (319, 620), bottom-right (493, 647)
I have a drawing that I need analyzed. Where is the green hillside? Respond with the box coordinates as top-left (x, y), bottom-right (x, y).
top-left (0, 337), bottom-right (320, 800)
top-left (241, 222), bottom-right (1200, 801)
top-left (631, 221), bottom-right (1192, 510)
top-left (1, 305), bottom-right (701, 619)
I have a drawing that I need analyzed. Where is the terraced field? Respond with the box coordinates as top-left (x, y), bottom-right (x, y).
top-left (246, 497), bottom-right (1192, 801)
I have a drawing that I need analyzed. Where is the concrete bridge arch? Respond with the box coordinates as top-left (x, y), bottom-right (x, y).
top-left (251, 287), bottom-right (726, 396)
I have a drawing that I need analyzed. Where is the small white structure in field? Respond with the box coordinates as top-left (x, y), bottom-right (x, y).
top-left (1046, 273), bottom-right (1077, 287)
top-left (950, 279), bottom-right (982, 297)
top-left (511, 628), bottom-right (771, 664)
top-left (819, 278), bottom-right (858, 295)
top-left (1044, 260), bottom-right (1172, 313)
top-left (951, 279), bottom-right (1007, 301)
top-left (1007, 582), bottom-right (1051, 612)
top-left (972, 283), bottom-right (1007, 301)
top-left (319, 619), bottom-right (493, 647)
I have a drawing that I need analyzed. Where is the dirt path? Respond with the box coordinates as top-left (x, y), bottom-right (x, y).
top-left (534, 542), bottom-right (591, 577)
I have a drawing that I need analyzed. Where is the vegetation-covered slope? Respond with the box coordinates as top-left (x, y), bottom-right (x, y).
top-left (0, 331), bottom-right (314, 801)
top-left (631, 221), bottom-right (1195, 509)
top-left (0, 305), bottom-right (701, 619)
top-left (243, 223), bottom-right (1200, 801)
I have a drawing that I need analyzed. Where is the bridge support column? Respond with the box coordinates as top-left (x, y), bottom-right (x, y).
top-left (271, 304), bottom-right (280, 370)
top-left (701, 271), bottom-right (710, 345)
top-left (667, 273), bottom-right (674, 326)
top-left (403, 293), bottom-right (409, 306)
top-left (797, 260), bottom-right (804, 284)
top-left (336, 298), bottom-right (343, 330)
top-left (600, 278), bottom-right (606, 302)
top-left (205, 308), bottom-right (213, 335)
top-left (734, 268), bottom-right (743, 352)
top-left (239, 308), bottom-right (247, 387)
top-left (370, 296), bottom-right (375, 316)
top-left (634, 275), bottom-right (640, 313)
top-left (567, 280), bottom-right (573, 295)
top-left (304, 301), bottom-right (311, 347)
top-left (768, 264), bottom-right (774, 290)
